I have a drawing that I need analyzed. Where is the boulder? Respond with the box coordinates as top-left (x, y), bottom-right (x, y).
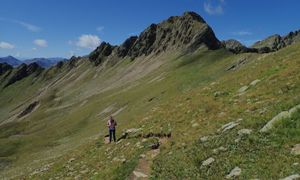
top-left (260, 111), bottom-right (290, 133)
top-left (280, 174), bottom-right (300, 180)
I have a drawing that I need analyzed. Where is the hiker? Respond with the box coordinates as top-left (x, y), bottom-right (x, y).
top-left (107, 116), bottom-right (117, 142)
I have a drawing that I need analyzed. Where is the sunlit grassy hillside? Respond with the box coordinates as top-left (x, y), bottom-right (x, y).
top-left (0, 42), bottom-right (299, 179)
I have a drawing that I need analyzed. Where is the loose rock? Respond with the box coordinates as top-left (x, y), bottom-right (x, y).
top-left (199, 136), bottom-right (210, 143)
top-left (291, 144), bottom-right (300, 155)
top-left (192, 123), bottom-right (199, 127)
top-left (133, 171), bottom-right (148, 178)
top-left (226, 167), bottom-right (242, 179)
top-left (220, 121), bottom-right (239, 132)
top-left (250, 79), bottom-right (261, 86)
top-left (213, 146), bottom-right (227, 154)
top-left (238, 129), bottom-right (252, 136)
top-left (280, 174), bottom-right (300, 180)
top-left (238, 86), bottom-right (249, 93)
top-left (202, 157), bottom-right (215, 166)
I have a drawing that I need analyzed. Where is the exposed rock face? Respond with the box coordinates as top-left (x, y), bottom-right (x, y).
top-left (252, 34), bottom-right (284, 51)
top-left (4, 63), bottom-right (44, 88)
top-left (252, 29), bottom-right (300, 51)
top-left (0, 63), bottom-right (13, 76)
top-left (89, 42), bottom-right (116, 66)
top-left (222, 39), bottom-right (270, 54)
top-left (17, 101), bottom-right (39, 118)
top-left (222, 39), bottom-right (249, 53)
top-left (68, 56), bottom-right (80, 68)
top-left (115, 36), bottom-right (138, 58)
top-left (88, 11), bottom-right (221, 65)
top-left (128, 11), bottom-right (221, 58)
top-left (56, 61), bottom-right (64, 69)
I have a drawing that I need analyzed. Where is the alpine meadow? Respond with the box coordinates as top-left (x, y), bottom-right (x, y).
top-left (0, 1), bottom-right (300, 179)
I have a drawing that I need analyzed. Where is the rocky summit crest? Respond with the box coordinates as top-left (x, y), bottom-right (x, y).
top-left (88, 11), bottom-right (221, 66)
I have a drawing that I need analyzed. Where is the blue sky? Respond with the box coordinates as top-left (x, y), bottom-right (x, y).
top-left (0, 0), bottom-right (299, 59)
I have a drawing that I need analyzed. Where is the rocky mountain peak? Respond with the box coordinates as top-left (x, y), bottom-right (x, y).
top-left (182, 11), bottom-right (206, 23)
top-left (89, 11), bottom-right (221, 66)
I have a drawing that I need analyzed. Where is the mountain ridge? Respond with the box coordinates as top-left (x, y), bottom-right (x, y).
top-left (88, 11), bottom-right (221, 66)
top-left (0, 11), bottom-right (300, 179)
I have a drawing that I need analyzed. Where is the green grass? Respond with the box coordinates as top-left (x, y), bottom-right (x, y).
top-left (0, 43), bottom-right (300, 179)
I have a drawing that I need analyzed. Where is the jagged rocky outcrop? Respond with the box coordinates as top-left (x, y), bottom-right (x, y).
top-left (4, 63), bottom-right (44, 88)
top-left (67, 56), bottom-right (81, 68)
top-left (222, 39), bottom-right (271, 54)
top-left (0, 63), bottom-right (13, 76)
top-left (88, 11), bottom-right (221, 66)
top-left (56, 61), bottom-right (64, 69)
top-left (116, 36), bottom-right (138, 58)
top-left (252, 29), bottom-right (300, 51)
top-left (222, 39), bottom-right (250, 53)
top-left (89, 42), bottom-right (116, 66)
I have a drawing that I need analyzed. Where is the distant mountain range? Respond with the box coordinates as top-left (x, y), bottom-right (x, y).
top-left (0, 56), bottom-right (66, 68)
top-left (0, 56), bottom-right (22, 67)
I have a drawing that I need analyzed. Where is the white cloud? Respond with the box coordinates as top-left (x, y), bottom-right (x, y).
top-left (16, 21), bottom-right (41, 32)
top-left (0, 17), bottom-right (41, 32)
top-left (204, 0), bottom-right (224, 15)
top-left (32, 47), bottom-right (37, 51)
top-left (233, 31), bottom-right (253, 36)
top-left (96, 26), bottom-right (104, 32)
top-left (0, 41), bottom-right (14, 49)
top-left (76, 34), bottom-right (101, 49)
top-left (34, 39), bottom-right (48, 47)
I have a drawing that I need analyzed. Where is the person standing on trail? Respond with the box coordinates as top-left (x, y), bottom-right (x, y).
top-left (107, 116), bottom-right (117, 143)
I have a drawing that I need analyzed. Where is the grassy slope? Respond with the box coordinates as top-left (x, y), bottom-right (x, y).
top-left (0, 43), bottom-right (299, 179)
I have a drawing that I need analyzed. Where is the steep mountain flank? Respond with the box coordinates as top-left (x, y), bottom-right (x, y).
top-left (3, 62), bottom-right (43, 88)
top-left (88, 11), bottom-right (221, 65)
top-left (0, 63), bottom-right (13, 76)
